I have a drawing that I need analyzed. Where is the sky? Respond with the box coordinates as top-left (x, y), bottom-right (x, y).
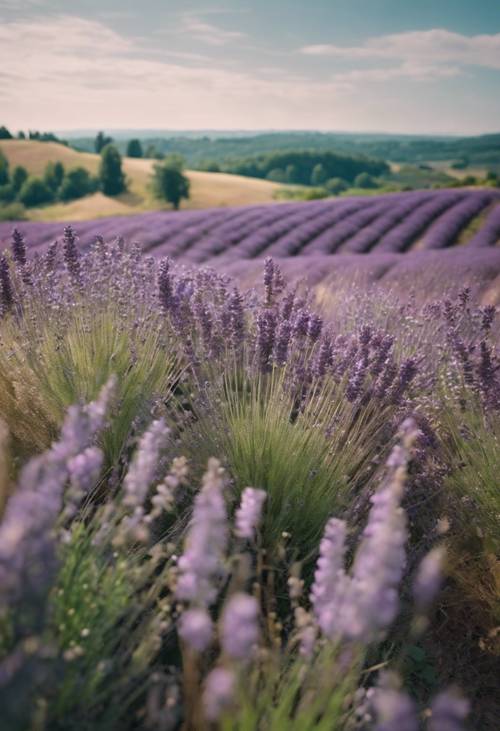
top-left (1, 0), bottom-right (499, 135)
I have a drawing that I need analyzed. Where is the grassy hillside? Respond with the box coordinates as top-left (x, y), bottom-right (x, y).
top-left (0, 140), bottom-right (283, 220)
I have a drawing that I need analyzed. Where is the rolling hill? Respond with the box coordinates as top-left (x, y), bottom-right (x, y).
top-left (0, 140), bottom-right (284, 220)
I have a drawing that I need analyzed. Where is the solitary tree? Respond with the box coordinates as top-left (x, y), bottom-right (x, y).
top-left (95, 131), bottom-right (113, 154)
top-left (127, 139), bottom-right (143, 158)
top-left (0, 125), bottom-right (12, 140)
top-left (99, 144), bottom-right (127, 196)
top-left (151, 156), bottom-right (190, 210)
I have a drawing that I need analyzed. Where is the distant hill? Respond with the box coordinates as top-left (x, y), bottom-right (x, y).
top-left (67, 131), bottom-right (500, 170)
top-left (0, 140), bottom-right (284, 221)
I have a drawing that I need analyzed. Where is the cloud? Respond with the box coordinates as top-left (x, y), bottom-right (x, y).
top-left (179, 13), bottom-right (246, 46)
top-left (301, 29), bottom-right (500, 71)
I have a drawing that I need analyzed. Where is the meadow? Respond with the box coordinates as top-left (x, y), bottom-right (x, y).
top-left (0, 208), bottom-right (499, 730)
top-left (0, 140), bottom-right (283, 221)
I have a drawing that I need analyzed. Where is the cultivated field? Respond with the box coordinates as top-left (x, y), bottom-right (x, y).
top-left (0, 140), bottom-right (284, 219)
top-left (1, 185), bottom-right (499, 730)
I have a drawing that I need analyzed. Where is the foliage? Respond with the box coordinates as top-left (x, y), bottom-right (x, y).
top-left (151, 155), bottom-right (190, 210)
top-left (94, 131), bottom-right (114, 154)
top-left (11, 166), bottom-right (28, 193)
top-left (0, 202), bottom-right (26, 221)
top-left (99, 144), bottom-right (127, 196)
top-left (44, 161), bottom-right (65, 192)
top-left (0, 149), bottom-right (8, 186)
top-left (126, 138), bottom-right (143, 158)
top-left (18, 176), bottom-right (54, 207)
top-left (59, 167), bottom-right (98, 202)
top-left (0, 125), bottom-right (13, 140)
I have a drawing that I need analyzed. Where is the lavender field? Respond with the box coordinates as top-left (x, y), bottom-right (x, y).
top-left (0, 217), bottom-right (499, 731)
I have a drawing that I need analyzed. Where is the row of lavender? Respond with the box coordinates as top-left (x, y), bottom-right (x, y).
top-left (0, 189), bottom-right (499, 263)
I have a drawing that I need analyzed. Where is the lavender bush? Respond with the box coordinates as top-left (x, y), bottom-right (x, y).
top-left (0, 228), bottom-right (498, 729)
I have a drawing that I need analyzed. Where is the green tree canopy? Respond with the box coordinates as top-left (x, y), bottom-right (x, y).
top-left (126, 139), bottom-right (143, 158)
top-left (99, 144), bottom-right (127, 196)
top-left (59, 167), bottom-right (98, 201)
top-left (325, 177), bottom-right (348, 195)
top-left (0, 126), bottom-right (12, 140)
top-left (0, 149), bottom-right (9, 186)
top-left (11, 166), bottom-right (28, 193)
top-left (151, 155), bottom-right (190, 210)
top-left (18, 177), bottom-right (54, 207)
top-left (310, 163), bottom-right (327, 186)
top-left (354, 172), bottom-right (378, 189)
top-left (44, 161), bottom-right (65, 192)
top-left (95, 131), bottom-right (114, 154)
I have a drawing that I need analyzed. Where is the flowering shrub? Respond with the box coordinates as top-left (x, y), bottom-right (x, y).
top-left (0, 227), bottom-right (498, 729)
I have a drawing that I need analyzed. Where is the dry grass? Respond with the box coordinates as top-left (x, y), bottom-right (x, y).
top-left (0, 139), bottom-right (283, 220)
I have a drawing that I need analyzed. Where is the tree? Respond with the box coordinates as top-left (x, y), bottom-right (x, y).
top-left (0, 125), bottom-right (12, 140)
top-left (266, 168), bottom-right (287, 183)
top-left (285, 164), bottom-right (298, 183)
top-left (0, 149), bottom-right (9, 185)
top-left (0, 184), bottom-right (15, 203)
top-left (127, 139), bottom-right (143, 158)
top-left (44, 161), bottom-right (65, 192)
top-left (11, 166), bottom-right (28, 193)
top-left (354, 172), bottom-right (378, 189)
top-left (18, 177), bottom-right (54, 207)
top-left (145, 144), bottom-right (164, 160)
top-left (59, 167), bottom-right (98, 201)
top-left (325, 177), bottom-right (348, 195)
top-left (310, 163), bottom-right (327, 186)
top-left (17, 131), bottom-right (26, 139)
top-left (151, 156), bottom-right (190, 210)
top-left (99, 144), bottom-right (126, 196)
top-left (95, 131), bottom-right (113, 154)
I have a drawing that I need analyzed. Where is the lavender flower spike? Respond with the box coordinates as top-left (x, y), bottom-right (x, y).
top-left (235, 488), bottom-right (266, 540)
top-left (221, 593), bottom-right (259, 661)
top-left (373, 685), bottom-right (419, 731)
top-left (203, 667), bottom-right (235, 721)
top-left (310, 518), bottom-right (348, 637)
top-left (428, 690), bottom-right (469, 731)
top-left (0, 255), bottom-right (13, 313)
top-left (413, 546), bottom-right (445, 610)
top-left (11, 228), bottom-right (27, 267)
top-left (62, 225), bottom-right (83, 289)
top-left (178, 608), bottom-right (213, 653)
top-left (176, 458), bottom-right (229, 606)
top-left (123, 419), bottom-right (169, 509)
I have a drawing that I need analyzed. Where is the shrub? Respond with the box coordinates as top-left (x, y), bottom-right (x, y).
top-left (325, 177), bottom-right (348, 194)
top-left (0, 202), bottom-right (26, 220)
top-left (0, 183), bottom-right (15, 203)
top-left (59, 167), bottom-right (98, 202)
top-left (18, 176), bottom-right (54, 207)
top-left (99, 144), bottom-right (127, 196)
top-left (354, 172), bottom-right (378, 189)
top-left (0, 149), bottom-right (9, 185)
top-left (126, 138), bottom-right (143, 158)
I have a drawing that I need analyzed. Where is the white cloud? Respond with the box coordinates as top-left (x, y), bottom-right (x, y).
top-left (301, 29), bottom-right (500, 70)
top-left (179, 13), bottom-right (246, 46)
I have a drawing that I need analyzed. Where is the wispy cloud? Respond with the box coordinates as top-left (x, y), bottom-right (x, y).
top-left (301, 29), bottom-right (500, 82)
top-left (179, 12), bottom-right (246, 46)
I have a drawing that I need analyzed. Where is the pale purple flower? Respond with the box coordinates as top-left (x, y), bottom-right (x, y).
top-left (310, 518), bottom-right (348, 637)
top-left (234, 488), bottom-right (266, 540)
top-left (221, 593), bottom-right (259, 661)
top-left (176, 458), bottom-right (228, 606)
top-left (63, 446), bottom-right (103, 520)
top-left (203, 667), bottom-right (235, 721)
top-left (123, 419), bottom-right (169, 508)
top-left (428, 690), bottom-right (469, 731)
top-left (373, 685), bottom-right (419, 731)
top-left (413, 547), bottom-right (445, 610)
top-left (178, 608), bottom-right (213, 652)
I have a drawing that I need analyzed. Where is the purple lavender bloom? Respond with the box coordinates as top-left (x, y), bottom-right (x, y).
top-left (413, 547), bottom-right (445, 610)
top-left (203, 667), bottom-right (235, 721)
top-left (226, 288), bottom-right (246, 351)
top-left (428, 690), bottom-right (469, 731)
top-left (256, 309), bottom-right (276, 373)
top-left (11, 228), bottom-right (27, 267)
top-left (178, 608), bottom-right (213, 652)
top-left (0, 255), bottom-right (13, 313)
top-left (158, 257), bottom-right (173, 312)
top-left (62, 225), bottom-right (83, 289)
top-left (221, 593), bottom-right (259, 661)
top-left (307, 314), bottom-right (323, 342)
top-left (274, 319), bottom-right (292, 365)
top-left (235, 488), bottom-right (266, 540)
top-left (373, 685), bottom-right (419, 731)
top-left (176, 459), bottom-right (228, 606)
top-left (310, 518), bottom-right (348, 637)
top-left (123, 419), bottom-right (169, 509)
